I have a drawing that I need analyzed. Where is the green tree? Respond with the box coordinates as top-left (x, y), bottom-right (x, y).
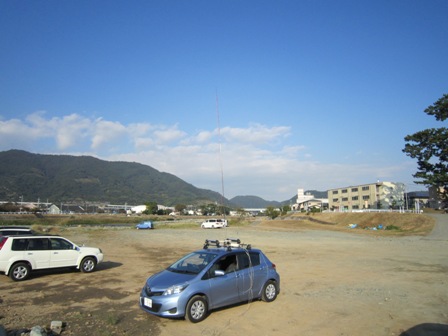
top-left (403, 94), bottom-right (448, 207)
top-left (236, 207), bottom-right (246, 217)
top-left (201, 203), bottom-right (217, 216)
top-left (143, 201), bottom-right (158, 215)
top-left (201, 203), bottom-right (229, 216)
top-left (281, 205), bottom-right (290, 215)
top-left (175, 204), bottom-right (186, 213)
top-left (265, 206), bottom-right (280, 219)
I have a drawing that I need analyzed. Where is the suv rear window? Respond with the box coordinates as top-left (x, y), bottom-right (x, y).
top-left (11, 238), bottom-right (29, 251)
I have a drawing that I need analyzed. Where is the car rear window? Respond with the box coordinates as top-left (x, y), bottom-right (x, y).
top-left (11, 238), bottom-right (28, 251)
top-left (237, 251), bottom-right (260, 269)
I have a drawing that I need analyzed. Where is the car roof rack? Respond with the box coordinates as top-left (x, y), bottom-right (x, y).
top-left (203, 238), bottom-right (252, 251)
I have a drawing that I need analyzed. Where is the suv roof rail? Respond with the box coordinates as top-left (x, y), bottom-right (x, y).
top-left (7, 233), bottom-right (59, 238)
top-left (0, 226), bottom-right (31, 229)
top-left (203, 238), bottom-right (251, 251)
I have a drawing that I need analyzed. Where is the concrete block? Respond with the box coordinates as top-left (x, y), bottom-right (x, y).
top-left (50, 321), bottom-right (63, 335)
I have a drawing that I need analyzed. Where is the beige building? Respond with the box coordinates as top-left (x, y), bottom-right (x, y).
top-left (328, 181), bottom-right (405, 211)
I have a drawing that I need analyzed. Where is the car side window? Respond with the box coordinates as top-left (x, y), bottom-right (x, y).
top-left (27, 238), bottom-right (50, 251)
top-left (50, 238), bottom-right (73, 250)
top-left (209, 254), bottom-right (238, 276)
top-left (11, 238), bottom-right (28, 251)
top-left (237, 252), bottom-right (260, 270)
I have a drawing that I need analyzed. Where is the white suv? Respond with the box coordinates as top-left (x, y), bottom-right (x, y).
top-left (201, 219), bottom-right (228, 229)
top-left (0, 235), bottom-right (104, 281)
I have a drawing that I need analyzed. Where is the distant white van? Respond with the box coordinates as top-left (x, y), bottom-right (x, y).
top-left (201, 219), bottom-right (228, 229)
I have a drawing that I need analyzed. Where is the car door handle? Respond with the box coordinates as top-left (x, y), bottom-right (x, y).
top-left (53, 252), bottom-right (59, 254)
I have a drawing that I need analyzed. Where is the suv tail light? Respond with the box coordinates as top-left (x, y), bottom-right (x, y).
top-left (271, 263), bottom-right (276, 269)
top-left (0, 237), bottom-right (8, 250)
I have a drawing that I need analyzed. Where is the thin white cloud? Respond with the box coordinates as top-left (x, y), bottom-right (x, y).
top-left (220, 124), bottom-right (291, 144)
top-left (187, 130), bottom-right (213, 144)
top-left (153, 125), bottom-right (187, 144)
top-left (91, 119), bottom-right (128, 150)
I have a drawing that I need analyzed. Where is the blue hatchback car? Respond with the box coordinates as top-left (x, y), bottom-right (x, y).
top-left (139, 238), bottom-right (280, 322)
top-left (136, 221), bottom-right (153, 229)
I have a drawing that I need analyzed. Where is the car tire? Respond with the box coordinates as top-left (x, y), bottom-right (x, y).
top-left (261, 280), bottom-right (278, 302)
top-left (80, 257), bottom-right (97, 273)
top-left (185, 295), bottom-right (208, 323)
top-left (10, 262), bottom-right (30, 281)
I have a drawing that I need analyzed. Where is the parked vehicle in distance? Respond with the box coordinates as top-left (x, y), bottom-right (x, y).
top-left (200, 219), bottom-right (228, 229)
top-left (0, 227), bottom-right (36, 236)
top-left (136, 221), bottom-right (154, 229)
top-left (139, 238), bottom-right (280, 323)
top-left (0, 235), bottom-right (104, 281)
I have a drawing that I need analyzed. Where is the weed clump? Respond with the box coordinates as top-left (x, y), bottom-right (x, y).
top-left (385, 225), bottom-right (400, 231)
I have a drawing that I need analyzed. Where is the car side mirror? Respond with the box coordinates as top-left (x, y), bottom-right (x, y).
top-left (214, 270), bottom-right (225, 277)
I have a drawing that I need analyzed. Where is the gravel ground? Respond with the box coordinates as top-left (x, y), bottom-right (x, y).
top-left (0, 215), bottom-right (447, 336)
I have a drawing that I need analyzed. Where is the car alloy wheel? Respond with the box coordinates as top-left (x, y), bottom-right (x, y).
top-left (10, 262), bottom-right (30, 281)
top-left (81, 257), bottom-right (96, 273)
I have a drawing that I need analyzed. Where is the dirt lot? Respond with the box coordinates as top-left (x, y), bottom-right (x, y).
top-left (1, 214), bottom-right (448, 336)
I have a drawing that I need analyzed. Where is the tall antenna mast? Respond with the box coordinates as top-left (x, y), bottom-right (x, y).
top-left (216, 92), bottom-right (226, 218)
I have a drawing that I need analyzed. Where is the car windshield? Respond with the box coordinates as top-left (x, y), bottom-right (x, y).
top-left (167, 252), bottom-right (217, 275)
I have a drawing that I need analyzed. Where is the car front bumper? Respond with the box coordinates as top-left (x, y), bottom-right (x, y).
top-left (139, 289), bottom-right (186, 318)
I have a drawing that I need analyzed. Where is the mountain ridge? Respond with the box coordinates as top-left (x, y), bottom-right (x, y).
top-left (0, 149), bottom-right (325, 208)
top-left (0, 150), bottom-right (224, 206)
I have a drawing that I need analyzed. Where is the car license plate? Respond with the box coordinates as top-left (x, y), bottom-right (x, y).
top-left (144, 297), bottom-right (152, 308)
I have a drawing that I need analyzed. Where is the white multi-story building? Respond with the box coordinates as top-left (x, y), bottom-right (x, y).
top-left (296, 188), bottom-right (314, 204)
top-left (328, 181), bottom-right (405, 211)
top-left (292, 188), bottom-right (328, 211)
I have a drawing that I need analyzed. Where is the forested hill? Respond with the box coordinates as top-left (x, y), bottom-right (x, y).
top-left (230, 190), bottom-right (328, 208)
top-left (0, 150), bottom-right (227, 206)
top-left (229, 195), bottom-right (283, 208)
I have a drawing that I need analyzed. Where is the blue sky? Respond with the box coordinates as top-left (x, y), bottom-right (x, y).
top-left (1, 1), bottom-right (447, 202)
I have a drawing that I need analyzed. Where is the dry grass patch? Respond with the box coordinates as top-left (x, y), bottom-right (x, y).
top-left (259, 212), bottom-right (435, 236)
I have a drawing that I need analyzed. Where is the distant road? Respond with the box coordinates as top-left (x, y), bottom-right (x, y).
top-left (425, 213), bottom-right (448, 240)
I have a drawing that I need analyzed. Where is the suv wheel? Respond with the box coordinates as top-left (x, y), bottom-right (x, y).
top-left (80, 257), bottom-right (96, 273)
top-left (262, 280), bottom-right (278, 302)
top-left (10, 262), bottom-right (30, 281)
top-left (185, 295), bottom-right (208, 323)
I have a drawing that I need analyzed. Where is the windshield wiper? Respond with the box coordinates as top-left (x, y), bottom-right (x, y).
top-left (172, 269), bottom-right (197, 274)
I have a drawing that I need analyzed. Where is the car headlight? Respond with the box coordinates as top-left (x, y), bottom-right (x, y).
top-left (163, 284), bottom-right (188, 296)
